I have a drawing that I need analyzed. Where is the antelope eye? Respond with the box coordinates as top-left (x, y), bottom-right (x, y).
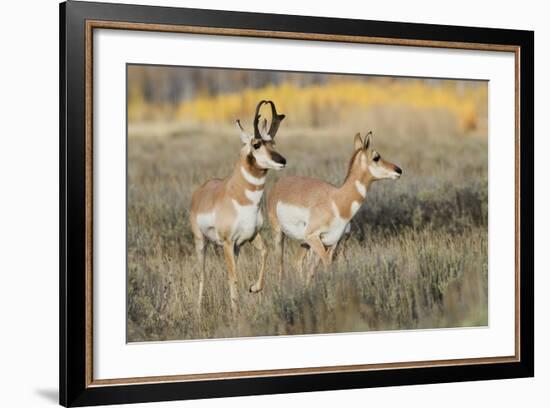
top-left (373, 155), bottom-right (380, 162)
top-left (253, 142), bottom-right (261, 149)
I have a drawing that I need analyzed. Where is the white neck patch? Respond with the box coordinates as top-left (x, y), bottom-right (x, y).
top-left (355, 180), bottom-right (367, 198)
top-left (245, 188), bottom-right (264, 205)
top-left (240, 166), bottom-right (265, 186)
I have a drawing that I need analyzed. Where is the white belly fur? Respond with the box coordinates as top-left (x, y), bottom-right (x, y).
top-left (276, 202), bottom-right (310, 241)
top-left (277, 200), bottom-right (360, 246)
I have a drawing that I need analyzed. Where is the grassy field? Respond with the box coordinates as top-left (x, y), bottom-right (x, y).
top-left (127, 106), bottom-right (488, 342)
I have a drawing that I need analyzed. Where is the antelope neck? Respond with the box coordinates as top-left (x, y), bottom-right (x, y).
top-left (334, 173), bottom-right (373, 219)
top-left (229, 156), bottom-right (267, 191)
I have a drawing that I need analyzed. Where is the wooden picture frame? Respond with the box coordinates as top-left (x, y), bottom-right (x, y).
top-left (60, 1), bottom-right (534, 406)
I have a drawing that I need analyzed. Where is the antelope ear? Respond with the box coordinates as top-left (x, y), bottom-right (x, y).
top-left (364, 131), bottom-right (373, 150)
top-left (354, 133), bottom-right (364, 151)
top-left (236, 120), bottom-right (252, 144)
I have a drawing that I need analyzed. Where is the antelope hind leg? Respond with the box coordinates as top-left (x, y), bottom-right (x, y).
top-left (305, 235), bottom-right (330, 266)
top-left (295, 243), bottom-right (309, 282)
top-left (272, 227), bottom-right (285, 285)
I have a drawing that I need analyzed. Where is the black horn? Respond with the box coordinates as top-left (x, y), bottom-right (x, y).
top-left (266, 100), bottom-right (286, 139)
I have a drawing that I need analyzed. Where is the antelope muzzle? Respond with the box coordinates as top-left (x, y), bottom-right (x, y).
top-left (270, 151), bottom-right (287, 167)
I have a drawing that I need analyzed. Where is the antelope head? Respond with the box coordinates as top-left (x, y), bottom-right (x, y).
top-left (351, 131), bottom-right (402, 182)
top-left (236, 100), bottom-right (287, 170)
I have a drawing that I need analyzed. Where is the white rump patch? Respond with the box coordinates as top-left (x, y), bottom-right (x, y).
top-left (240, 166), bottom-right (265, 186)
top-left (355, 180), bottom-right (367, 198)
top-left (276, 202), bottom-right (310, 241)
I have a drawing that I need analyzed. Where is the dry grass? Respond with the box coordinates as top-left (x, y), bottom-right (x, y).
top-left (127, 107), bottom-right (488, 342)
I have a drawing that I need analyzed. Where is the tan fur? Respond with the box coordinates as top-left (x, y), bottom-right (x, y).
top-left (191, 156), bottom-right (265, 242)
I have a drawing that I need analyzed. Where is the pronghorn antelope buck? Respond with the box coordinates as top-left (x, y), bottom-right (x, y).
top-left (190, 100), bottom-right (287, 313)
top-left (267, 131), bottom-right (402, 284)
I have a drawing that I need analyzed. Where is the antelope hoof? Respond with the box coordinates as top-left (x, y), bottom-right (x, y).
top-left (249, 283), bottom-right (262, 293)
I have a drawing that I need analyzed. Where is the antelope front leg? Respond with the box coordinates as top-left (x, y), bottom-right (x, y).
top-left (334, 223), bottom-right (352, 262)
top-left (326, 245), bottom-right (337, 264)
top-left (305, 235), bottom-right (330, 265)
top-left (223, 241), bottom-right (239, 313)
top-left (249, 233), bottom-right (267, 293)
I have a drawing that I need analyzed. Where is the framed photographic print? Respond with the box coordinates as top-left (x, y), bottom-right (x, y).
top-left (59, 0), bottom-right (534, 406)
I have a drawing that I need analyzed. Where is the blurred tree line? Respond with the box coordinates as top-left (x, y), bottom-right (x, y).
top-left (127, 65), bottom-right (487, 132)
top-left (128, 65), bottom-right (350, 104)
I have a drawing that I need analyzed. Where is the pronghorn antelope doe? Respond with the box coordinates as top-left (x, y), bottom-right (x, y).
top-left (267, 131), bottom-right (402, 284)
top-left (190, 101), bottom-right (287, 313)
